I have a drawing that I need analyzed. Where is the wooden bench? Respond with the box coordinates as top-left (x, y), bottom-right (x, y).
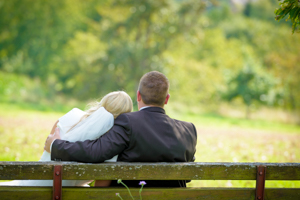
top-left (0, 162), bottom-right (299, 200)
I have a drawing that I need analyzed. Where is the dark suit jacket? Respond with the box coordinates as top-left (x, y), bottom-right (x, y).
top-left (51, 107), bottom-right (197, 187)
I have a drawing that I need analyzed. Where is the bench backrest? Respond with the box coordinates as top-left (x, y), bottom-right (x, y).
top-left (0, 162), bottom-right (299, 200)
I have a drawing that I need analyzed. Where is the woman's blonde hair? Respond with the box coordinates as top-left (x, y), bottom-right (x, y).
top-left (67, 91), bottom-right (133, 132)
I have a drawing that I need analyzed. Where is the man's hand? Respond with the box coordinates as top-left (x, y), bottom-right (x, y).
top-left (44, 127), bottom-right (61, 153)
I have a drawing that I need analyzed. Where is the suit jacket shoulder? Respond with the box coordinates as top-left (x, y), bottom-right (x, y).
top-left (115, 107), bottom-right (197, 162)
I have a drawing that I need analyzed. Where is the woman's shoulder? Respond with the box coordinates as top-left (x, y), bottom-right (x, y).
top-left (58, 108), bottom-right (87, 131)
top-left (70, 108), bottom-right (87, 115)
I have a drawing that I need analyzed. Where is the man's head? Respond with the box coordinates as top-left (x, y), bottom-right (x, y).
top-left (137, 71), bottom-right (170, 109)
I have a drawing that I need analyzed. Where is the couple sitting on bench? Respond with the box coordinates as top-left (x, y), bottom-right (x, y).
top-left (0, 71), bottom-right (197, 188)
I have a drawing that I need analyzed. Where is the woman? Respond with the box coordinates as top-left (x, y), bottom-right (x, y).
top-left (0, 91), bottom-right (133, 186)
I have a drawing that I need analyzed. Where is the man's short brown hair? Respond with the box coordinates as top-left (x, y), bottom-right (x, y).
top-left (138, 71), bottom-right (169, 107)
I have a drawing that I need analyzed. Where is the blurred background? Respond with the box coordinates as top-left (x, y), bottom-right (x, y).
top-left (0, 0), bottom-right (299, 187)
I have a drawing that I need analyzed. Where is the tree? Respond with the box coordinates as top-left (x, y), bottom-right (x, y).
top-left (275, 0), bottom-right (300, 33)
top-left (0, 0), bottom-right (87, 78)
top-left (223, 64), bottom-right (274, 119)
top-left (53, 0), bottom-right (216, 99)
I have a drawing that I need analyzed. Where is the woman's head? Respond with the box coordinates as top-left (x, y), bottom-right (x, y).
top-left (99, 91), bottom-right (133, 118)
top-left (67, 91), bottom-right (132, 132)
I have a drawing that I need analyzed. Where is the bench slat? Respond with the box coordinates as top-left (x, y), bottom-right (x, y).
top-left (1, 162), bottom-right (299, 181)
top-left (0, 187), bottom-right (299, 200)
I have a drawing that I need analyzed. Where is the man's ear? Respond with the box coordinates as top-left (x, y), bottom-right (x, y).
top-left (137, 90), bottom-right (142, 102)
top-left (164, 94), bottom-right (170, 105)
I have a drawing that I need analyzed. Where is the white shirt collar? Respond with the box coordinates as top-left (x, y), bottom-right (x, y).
top-left (139, 106), bottom-right (151, 111)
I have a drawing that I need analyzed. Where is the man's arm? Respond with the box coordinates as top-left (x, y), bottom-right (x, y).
top-left (46, 114), bottom-right (131, 163)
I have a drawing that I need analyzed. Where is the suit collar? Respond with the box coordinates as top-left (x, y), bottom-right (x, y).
top-left (140, 106), bottom-right (165, 114)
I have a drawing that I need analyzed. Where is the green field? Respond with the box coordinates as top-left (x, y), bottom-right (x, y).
top-left (0, 103), bottom-right (299, 188)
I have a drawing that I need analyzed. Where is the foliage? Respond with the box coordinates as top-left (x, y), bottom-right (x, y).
top-left (0, 71), bottom-right (47, 103)
top-left (214, 8), bottom-right (300, 119)
top-left (275, 0), bottom-right (300, 33)
top-left (0, 0), bottom-right (86, 77)
top-left (0, 71), bottom-right (86, 112)
top-left (0, 0), bottom-right (216, 100)
top-left (222, 64), bottom-right (274, 118)
top-left (0, 0), bottom-right (300, 121)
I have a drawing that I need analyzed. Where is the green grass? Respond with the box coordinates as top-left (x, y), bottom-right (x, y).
top-left (0, 104), bottom-right (63, 162)
top-left (0, 99), bottom-right (86, 113)
top-left (165, 106), bottom-right (300, 188)
top-left (0, 102), bottom-right (299, 187)
top-left (166, 106), bottom-right (300, 134)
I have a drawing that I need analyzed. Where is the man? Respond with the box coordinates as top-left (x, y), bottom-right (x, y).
top-left (44, 71), bottom-right (197, 187)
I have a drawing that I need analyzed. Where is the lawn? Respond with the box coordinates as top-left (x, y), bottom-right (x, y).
top-left (0, 103), bottom-right (299, 187)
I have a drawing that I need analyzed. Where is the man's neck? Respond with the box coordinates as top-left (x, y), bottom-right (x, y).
top-left (139, 106), bottom-right (151, 111)
top-left (138, 105), bottom-right (163, 111)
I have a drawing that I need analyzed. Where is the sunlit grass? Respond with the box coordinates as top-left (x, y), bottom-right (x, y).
top-left (168, 104), bottom-right (300, 187)
top-left (0, 103), bottom-right (299, 187)
top-left (0, 104), bottom-right (63, 161)
top-left (186, 126), bottom-right (300, 187)
top-left (166, 103), bottom-right (300, 134)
